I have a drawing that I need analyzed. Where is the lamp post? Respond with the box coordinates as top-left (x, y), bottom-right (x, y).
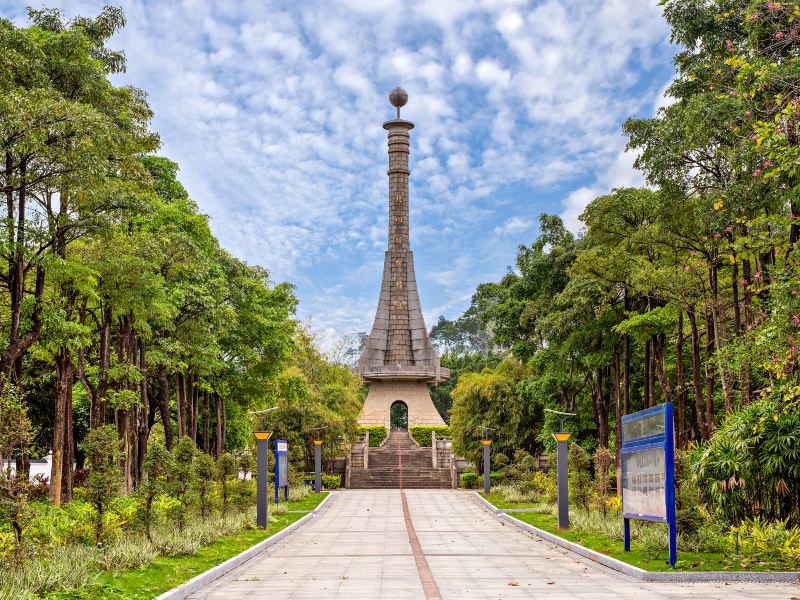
top-left (249, 407), bottom-right (277, 529)
top-left (545, 408), bottom-right (575, 530)
top-left (311, 427), bottom-right (327, 494)
top-left (478, 426), bottom-right (495, 495)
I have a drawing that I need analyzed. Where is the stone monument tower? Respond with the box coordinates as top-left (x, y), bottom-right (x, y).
top-left (357, 88), bottom-right (449, 428)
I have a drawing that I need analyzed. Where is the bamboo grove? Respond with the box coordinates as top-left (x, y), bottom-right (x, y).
top-left (443, 0), bottom-right (800, 525)
top-left (0, 8), bottom-right (360, 509)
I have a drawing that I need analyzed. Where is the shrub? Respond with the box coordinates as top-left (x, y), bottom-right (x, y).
top-left (409, 426), bottom-right (450, 447)
top-left (322, 474), bottom-right (341, 489)
top-left (460, 472), bottom-right (479, 489)
top-left (358, 425), bottom-right (387, 447)
top-left (82, 425), bottom-right (122, 544)
top-left (568, 443), bottom-right (592, 510)
top-left (194, 452), bottom-right (215, 518)
top-left (530, 471), bottom-right (557, 503)
top-left (592, 447), bottom-right (613, 517)
top-left (138, 443), bottom-right (171, 541)
top-left (0, 382), bottom-right (34, 558)
top-left (731, 517), bottom-right (800, 561)
top-left (288, 483), bottom-right (312, 502)
top-left (170, 437), bottom-right (196, 530)
top-left (493, 483), bottom-right (536, 504)
top-left (688, 399), bottom-right (800, 526)
top-left (238, 452), bottom-right (255, 480)
top-left (216, 453), bottom-right (238, 514)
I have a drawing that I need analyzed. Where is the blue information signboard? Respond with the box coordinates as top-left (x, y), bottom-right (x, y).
top-left (620, 402), bottom-right (676, 566)
top-left (274, 439), bottom-right (288, 504)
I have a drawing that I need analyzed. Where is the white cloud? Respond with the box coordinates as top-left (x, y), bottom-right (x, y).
top-left (1, 0), bottom-right (674, 345)
top-left (493, 216), bottom-right (534, 236)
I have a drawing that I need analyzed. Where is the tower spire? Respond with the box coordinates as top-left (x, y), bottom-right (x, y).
top-left (357, 88), bottom-right (448, 385)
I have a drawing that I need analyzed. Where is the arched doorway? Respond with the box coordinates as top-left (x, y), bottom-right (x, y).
top-left (390, 401), bottom-right (408, 430)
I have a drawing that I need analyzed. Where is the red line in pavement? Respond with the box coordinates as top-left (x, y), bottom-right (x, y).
top-left (399, 438), bottom-right (442, 600)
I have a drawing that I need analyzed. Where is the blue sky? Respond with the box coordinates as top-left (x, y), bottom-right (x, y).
top-left (2, 0), bottom-right (675, 351)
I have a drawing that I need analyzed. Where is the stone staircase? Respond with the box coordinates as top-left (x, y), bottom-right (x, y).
top-left (349, 430), bottom-right (452, 489)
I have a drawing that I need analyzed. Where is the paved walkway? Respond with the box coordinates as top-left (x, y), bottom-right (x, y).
top-left (191, 490), bottom-right (799, 599)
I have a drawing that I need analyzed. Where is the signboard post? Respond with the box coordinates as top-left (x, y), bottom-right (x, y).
top-left (313, 440), bottom-right (323, 494)
top-left (253, 431), bottom-right (272, 529)
top-left (274, 439), bottom-right (289, 504)
top-left (621, 402), bottom-right (677, 566)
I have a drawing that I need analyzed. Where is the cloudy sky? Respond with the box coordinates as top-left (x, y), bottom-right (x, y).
top-left (2, 0), bottom-right (675, 350)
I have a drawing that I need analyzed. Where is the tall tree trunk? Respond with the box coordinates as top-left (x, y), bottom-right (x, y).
top-left (137, 339), bottom-right (148, 485)
top-left (594, 367), bottom-right (610, 448)
top-left (643, 338), bottom-right (651, 409)
top-left (191, 384), bottom-right (199, 443)
top-left (221, 397), bottom-right (227, 449)
top-left (652, 333), bottom-right (673, 404)
top-left (186, 373), bottom-right (194, 440)
top-left (215, 394), bottom-right (223, 459)
top-left (623, 334), bottom-right (630, 415)
top-left (176, 372), bottom-right (185, 438)
top-left (613, 349), bottom-right (622, 494)
top-left (732, 255), bottom-right (741, 334)
top-left (203, 389), bottom-right (210, 453)
top-left (61, 372), bottom-right (74, 503)
top-left (688, 308), bottom-right (708, 441)
top-left (50, 348), bottom-right (73, 506)
top-left (704, 310), bottom-right (716, 434)
top-left (675, 312), bottom-right (685, 449)
top-left (157, 364), bottom-right (174, 450)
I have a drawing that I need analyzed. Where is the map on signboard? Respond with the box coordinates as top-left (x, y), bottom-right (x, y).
top-left (622, 447), bottom-right (667, 519)
top-left (277, 453), bottom-right (288, 487)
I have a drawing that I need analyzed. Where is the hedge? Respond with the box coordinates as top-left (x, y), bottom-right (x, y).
top-left (322, 474), bottom-right (341, 489)
top-left (357, 425), bottom-right (387, 447)
top-left (409, 426), bottom-right (450, 447)
top-left (460, 471), bottom-right (502, 489)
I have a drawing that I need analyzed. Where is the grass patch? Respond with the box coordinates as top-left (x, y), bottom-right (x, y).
top-left (42, 493), bottom-right (328, 599)
top-left (480, 492), bottom-right (537, 509)
top-left (278, 491), bottom-right (328, 511)
top-left (479, 494), bottom-right (797, 572)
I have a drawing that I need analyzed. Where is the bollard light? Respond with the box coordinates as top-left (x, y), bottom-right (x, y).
top-left (545, 408), bottom-right (575, 531)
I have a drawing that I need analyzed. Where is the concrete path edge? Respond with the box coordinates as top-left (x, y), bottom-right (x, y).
top-left (155, 491), bottom-right (335, 600)
top-left (472, 492), bottom-right (799, 583)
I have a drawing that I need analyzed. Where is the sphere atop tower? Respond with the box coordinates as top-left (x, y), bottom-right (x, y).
top-left (389, 87), bottom-right (408, 109)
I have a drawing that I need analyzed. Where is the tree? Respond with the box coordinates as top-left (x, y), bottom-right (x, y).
top-left (81, 424), bottom-right (121, 543)
top-left (194, 452), bottom-right (215, 518)
top-left (216, 453), bottom-right (237, 515)
top-left (0, 382), bottom-right (34, 555)
top-left (170, 437), bottom-right (195, 530)
top-left (139, 442), bottom-right (171, 541)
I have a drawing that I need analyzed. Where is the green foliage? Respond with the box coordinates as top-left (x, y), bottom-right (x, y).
top-left (450, 358), bottom-right (541, 466)
top-left (193, 453), bottom-right (215, 518)
top-left (358, 425), bottom-right (387, 447)
top-left (689, 399), bottom-right (800, 526)
top-left (215, 453), bottom-right (237, 514)
top-left (82, 425), bottom-right (122, 543)
top-left (568, 443), bottom-right (592, 511)
top-left (0, 382), bottom-right (34, 556)
top-left (460, 472), bottom-right (479, 489)
top-left (731, 517), bottom-right (800, 562)
top-left (321, 474), bottom-right (341, 490)
top-left (138, 443), bottom-right (171, 540)
top-left (170, 438), bottom-right (196, 530)
top-left (408, 426), bottom-right (450, 446)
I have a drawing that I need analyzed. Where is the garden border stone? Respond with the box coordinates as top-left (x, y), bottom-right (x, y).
top-left (472, 492), bottom-right (799, 583)
top-left (155, 491), bottom-right (335, 600)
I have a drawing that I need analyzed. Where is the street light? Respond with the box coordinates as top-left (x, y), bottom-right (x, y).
top-left (311, 426), bottom-right (327, 494)
top-left (545, 408), bottom-right (575, 530)
top-left (478, 426), bottom-right (495, 494)
top-left (249, 407), bottom-right (278, 529)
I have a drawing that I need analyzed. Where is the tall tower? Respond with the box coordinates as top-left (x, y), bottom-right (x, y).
top-left (357, 88), bottom-right (448, 428)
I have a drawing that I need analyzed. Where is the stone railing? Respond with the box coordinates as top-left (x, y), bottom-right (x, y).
top-left (357, 362), bottom-right (450, 382)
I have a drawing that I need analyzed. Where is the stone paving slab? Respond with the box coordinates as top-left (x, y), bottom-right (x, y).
top-left (191, 490), bottom-right (799, 600)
